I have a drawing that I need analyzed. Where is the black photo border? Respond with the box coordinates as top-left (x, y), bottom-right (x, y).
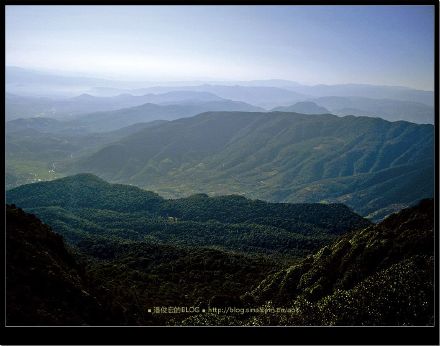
top-left (1, 0), bottom-right (439, 344)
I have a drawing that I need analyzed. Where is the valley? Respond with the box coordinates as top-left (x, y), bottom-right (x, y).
top-left (5, 66), bottom-right (436, 328)
top-left (7, 109), bottom-right (432, 221)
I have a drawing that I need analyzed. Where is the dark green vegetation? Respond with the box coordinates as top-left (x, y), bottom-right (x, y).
top-left (65, 112), bottom-right (434, 220)
top-left (179, 199), bottom-right (435, 326)
top-left (6, 197), bottom-right (434, 326)
top-left (6, 204), bottom-right (116, 325)
top-left (7, 174), bottom-right (370, 257)
top-left (76, 239), bottom-right (279, 325)
top-left (6, 204), bottom-right (280, 325)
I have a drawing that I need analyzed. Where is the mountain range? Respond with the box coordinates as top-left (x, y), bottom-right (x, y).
top-left (272, 101), bottom-right (329, 114)
top-left (310, 96), bottom-right (434, 124)
top-left (6, 90), bottom-right (260, 121)
top-left (66, 100), bottom-right (263, 132)
top-left (272, 97), bottom-right (434, 124)
top-left (7, 67), bottom-right (435, 124)
top-left (57, 111), bottom-right (434, 220)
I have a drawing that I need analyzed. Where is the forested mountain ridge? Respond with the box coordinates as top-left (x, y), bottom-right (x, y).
top-left (250, 198), bottom-right (434, 304)
top-left (6, 174), bottom-right (371, 257)
top-left (5, 190), bottom-right (434, 326)
top-left (6, 204), bottom-right (280, 325)
top-left (247, 198), bottom-right (434, 325)
top-left (63, 111), bottom-right (434, 220)
top-left (182, 198), bottom-right (434, 326)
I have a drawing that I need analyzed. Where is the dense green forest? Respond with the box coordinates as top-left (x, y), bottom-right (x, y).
top-left (6, 198), bottom-right (434, 326)
top-left (7, 174), bottom-right (370, 258)
top-left (6, 205), bottom-right (115, 325)
top-left (178, 199), bottom-right (435, 326)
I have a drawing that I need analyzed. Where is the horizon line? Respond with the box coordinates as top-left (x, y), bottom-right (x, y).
top-left (5, 65), bottom-right (434, 92)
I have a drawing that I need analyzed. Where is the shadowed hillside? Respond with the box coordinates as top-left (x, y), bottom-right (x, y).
top-left (6, 205), bottom-right (117, 325)
top-left (181, 199), bottom-right (434, 326)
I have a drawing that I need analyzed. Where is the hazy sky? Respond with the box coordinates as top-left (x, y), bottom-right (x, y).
top-left (5, 5), bottom-right (435, 90)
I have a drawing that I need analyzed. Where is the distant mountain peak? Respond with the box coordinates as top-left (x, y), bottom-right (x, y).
top-left (272, 101), bottom-right (329, 114)
top-left (73, 93), bottom-right (95, 99)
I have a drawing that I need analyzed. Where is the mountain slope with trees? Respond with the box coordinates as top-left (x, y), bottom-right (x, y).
top-left (64, 112), bottom-right (434, 220)
top-left (182, 199), bottom-right (434, 326)
top-left (6, 174), bottom-right (371, 258)
top-left (5, 204), bottom-right (279, 325)
top-left (6, 194), bottom-right (433, 326)
top-left (6, 204), bottom-right (117, 325)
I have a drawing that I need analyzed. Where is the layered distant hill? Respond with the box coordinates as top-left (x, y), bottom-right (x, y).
top-left (61, 112), bottom-right (434, 220)
top-left (66, 100), bottom-right (264, 132)
top-left (310, 96), bottom-right (434, 124)
top-left (292, 83), bottom-right (433, 106)
top-left (272, 97), bottom-right (434, 124)
top-left (236, 79), bottom-right (433, 106)
top-left (5, 91), bottom-right (256, 120)
top-left (5, 99), bottom-right (264, 187)
top-left (6, 67), bottom-right (435, 223)
top-left (272, 101), bottom-right (329, 114)
top-left (7, 66), bottom-right (435, 124)
top-left (8, 67), bottom-right (433, 106)
top-left (109, 83), bottom-right (434, 111)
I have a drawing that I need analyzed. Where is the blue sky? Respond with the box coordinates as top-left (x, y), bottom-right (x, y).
top-left (5, 5), bottom-right (435, 90)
